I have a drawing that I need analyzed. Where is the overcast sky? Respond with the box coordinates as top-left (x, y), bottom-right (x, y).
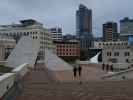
top-left (0, 0), bottom-right (133, 37)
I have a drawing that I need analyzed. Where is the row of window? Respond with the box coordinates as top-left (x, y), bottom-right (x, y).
top-left (57, 48), bottom-right (79, 52)
top-left (99, 42), bottom-right (128, 46)
top-left (57, 52), bottom-right (79, 56)
top-left (32, 36), bottom-right (38, 39)
top-left (0, 31), bottom-right (38, 36)
top-left (107, 52), bottom-right (130, 56)
top-left (40, 36), bottom-right (52, 40)
top-left (57, 45), bottom-right (78, 48)
top-left (41, 32), bottom-right (52, 37)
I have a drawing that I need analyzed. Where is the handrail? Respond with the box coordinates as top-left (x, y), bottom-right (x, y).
top-left (12, 63), bottom-right (28, 72)
top-left (102, 67), bottom-right (133, 79)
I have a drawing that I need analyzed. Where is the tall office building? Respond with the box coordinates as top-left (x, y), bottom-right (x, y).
top-left (76, 4), bottom-right (93, 60)
top-left (103, 22), bottom-right (118, 42)
top-left (49, 27), bottom-right (62, 41)
top-left (120, 17), bottom-right (133, 34)
top-left (76, 4), bottom-right (92, 36)
top-left (119, 17), bottom-right (133, 41)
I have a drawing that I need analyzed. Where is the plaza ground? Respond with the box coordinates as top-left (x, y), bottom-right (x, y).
top-left (16, 63), bottom-right (133, 100)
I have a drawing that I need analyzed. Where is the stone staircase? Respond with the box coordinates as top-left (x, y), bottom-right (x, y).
top-left (23, 63), bottom-right (55, 83)
top-left (16, 64), bottom-right (133, 100)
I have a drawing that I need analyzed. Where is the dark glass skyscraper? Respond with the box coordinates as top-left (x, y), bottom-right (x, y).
top-left (76, 4), bottom-right (93, 60)
top-left (76, 4), bottom-right (92, 36)
top-left (103, 22), bottom-right (118, 42)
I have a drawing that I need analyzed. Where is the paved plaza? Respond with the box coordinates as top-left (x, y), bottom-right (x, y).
top-left (15, 63), bottom-right (133, 100)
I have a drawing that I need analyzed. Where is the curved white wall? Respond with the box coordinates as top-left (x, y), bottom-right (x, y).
top-left (0, 73), bottom-right (15, 98)
top-left (0, 63), bottom-right (29, 98)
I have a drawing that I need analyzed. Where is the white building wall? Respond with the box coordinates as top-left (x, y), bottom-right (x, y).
top-left (102, 49), bottom-right (132, 63)
top-left (0, 25), bottom-right (54, 61)
top-left (102, 46), bottom-right (133, 69)
top-left (0, 63), bottom-right (30, 98)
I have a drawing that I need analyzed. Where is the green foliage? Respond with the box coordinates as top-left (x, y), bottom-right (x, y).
top-left (80, 50), bottom-right (88, 60)
top-left (60, 56), bottom-right (79, 63)
top-left (0, 65), bottom-right (13, 73)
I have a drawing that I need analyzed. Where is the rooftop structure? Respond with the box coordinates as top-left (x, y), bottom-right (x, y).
top-left (94, 41), bottom-right (128, 49)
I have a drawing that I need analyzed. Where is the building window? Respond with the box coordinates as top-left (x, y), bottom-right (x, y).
top-left (109, 58), bottom-right (117, 63)
top-left (125, 52), bottom-right (130, 56)
top-left (114, 52), bottom-right (119, 56)
top-left (126, 59), bottom-right (129, 63)
top-left (27, 32), bottom-right (29, 35)
top-left (24, 32), bottom-right (26, 36)
top-left (107, 52), bottom-right (111, 56)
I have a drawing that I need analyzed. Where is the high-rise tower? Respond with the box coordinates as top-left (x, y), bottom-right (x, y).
top-left (76, 4), bottom-right (92, 36)
top-left (103, 22), bottom-right (118, 42)
top-left (76, 4), bottom-right (93, 60)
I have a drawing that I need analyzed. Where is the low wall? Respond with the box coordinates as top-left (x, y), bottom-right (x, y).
top-left (102, 68), bottom-right (133, 80)
top-left (12, 63), bottom-right (29, 77)
top-left (0, 63), bottom-right (29, 99)
top-left (0, 73), bottom-right (15, 99)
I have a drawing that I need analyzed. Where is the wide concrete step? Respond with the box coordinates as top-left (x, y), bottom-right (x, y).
top-left (17, 81), bottom-right (133, 100)
top-left (16, 64), bottom-right (133, 100)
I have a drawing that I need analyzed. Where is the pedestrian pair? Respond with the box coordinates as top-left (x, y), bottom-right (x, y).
top-left (73, 66), bottom-right (82, 78)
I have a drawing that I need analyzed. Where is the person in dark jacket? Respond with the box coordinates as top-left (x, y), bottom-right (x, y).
top-left (78, 65), bottom-right (82, 77)
top-left (73, 67), bottom-right (77, 78)
top-left (110, 64), bottom-right (114, 72)
top-left (102, 63), bottom-right (105, 71)
top-left (106, 64), bottom-right (109, 71)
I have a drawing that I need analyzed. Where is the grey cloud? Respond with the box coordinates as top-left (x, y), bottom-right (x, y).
top-left (0, 0), bottom-right (133, 37)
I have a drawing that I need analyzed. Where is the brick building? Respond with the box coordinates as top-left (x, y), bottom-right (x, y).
top-left (53, 40), bottom-right (80, 62)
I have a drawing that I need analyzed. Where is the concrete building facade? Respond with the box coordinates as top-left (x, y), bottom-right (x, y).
top-left (0, 19), bottom-right (54, 61)
top-left (102, 41), bottom-right (133, 70)
top-left (0, 37), bottom-right (16, 61)
top-left (94, 41), bottom-right (128, 49)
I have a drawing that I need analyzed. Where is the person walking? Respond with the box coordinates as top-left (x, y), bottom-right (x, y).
top-left (106, 64), bottom-right (109, 72)
top-left (110, 64), bottom-right (114, 72)
top-left (78, 65), bottom-right (82, 77)
top-left (73, 66), bottom-right (77, 78)
top-left (77, 65), bottom-right (82, 84)
top-left (102, 63), bottom-right (105, 71)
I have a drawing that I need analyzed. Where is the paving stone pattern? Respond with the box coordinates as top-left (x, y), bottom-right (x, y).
top-left (16, 64), bottom-right (133, 100)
